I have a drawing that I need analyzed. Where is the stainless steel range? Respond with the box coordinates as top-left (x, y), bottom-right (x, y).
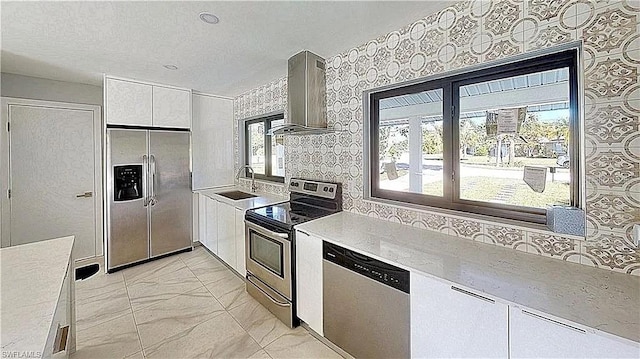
top-left (244, 178), bottom-right (342, 328)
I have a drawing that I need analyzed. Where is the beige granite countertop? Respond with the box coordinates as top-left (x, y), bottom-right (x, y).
top-left (296, 212), bottom-right (640, 345)
top-left (194, 186), bottom-right (286, 211)
top-left (0, 236), bottom-right (74, 355)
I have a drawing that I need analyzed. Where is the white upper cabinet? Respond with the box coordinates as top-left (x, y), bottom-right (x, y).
top-left (510, 306), bottom-right (640, 358)
top-left (152, 86), bottom-right (191, 128)
top-left (191, 93), bottom-right (234, 190)
top-left (105, 78), bottom-right (152, 126)
top-left (411, 272), bottom-right (509, 358)
top-left (105, 76), bottom-right (191, 129)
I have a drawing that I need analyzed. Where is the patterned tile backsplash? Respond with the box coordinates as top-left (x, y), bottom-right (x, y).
top-left (234, 0), bottom-right (640, 276)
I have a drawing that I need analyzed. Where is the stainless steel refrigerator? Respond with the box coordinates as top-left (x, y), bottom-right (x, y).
top-left (106, 128), bottom-right (192, 271)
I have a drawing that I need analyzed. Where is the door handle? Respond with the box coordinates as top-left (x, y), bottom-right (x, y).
top-left (149, 155), bottom-right (157, 206)
top-left (246, 273), bottom-right (291, 307)
top-left (76, 192), bottom-right (93, 198)
top-left (521, 310), bottom-right (586, 334)
top-left (245, 220), bottom-right (289, 239)
top-left (451, 286), bottom-right (495, 303)
top-left (143, 154), bottom-right (149, 207)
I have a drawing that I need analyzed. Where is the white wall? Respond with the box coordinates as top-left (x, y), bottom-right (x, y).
top-left (1, 73), bottom-right (102, 105)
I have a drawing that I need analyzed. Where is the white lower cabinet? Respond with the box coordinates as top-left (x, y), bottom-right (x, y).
top-left (194, 194), bottom-right (247, 276)
top-left (510, 306), bottom-right (639, 358)
top-left (234, 208), bottom-right (246, 276)
top-left (217, 201), bottom-right (236, 269)
top-left (295, 230), bottom-right (324, 335)
top-left (202, 196), bottom-right (218, 254)
top-left (411, 273), bottom-right (508, 358)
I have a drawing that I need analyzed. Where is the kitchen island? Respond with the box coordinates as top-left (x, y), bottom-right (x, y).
top-left (0, 236), bottom-right (75, 358)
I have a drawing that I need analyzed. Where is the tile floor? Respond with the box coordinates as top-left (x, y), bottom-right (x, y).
top-left (72, 247), bottom-right (342, 359)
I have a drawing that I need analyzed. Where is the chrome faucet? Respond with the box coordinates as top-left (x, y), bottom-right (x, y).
top-left (236, 165), bottom-right (257, 192)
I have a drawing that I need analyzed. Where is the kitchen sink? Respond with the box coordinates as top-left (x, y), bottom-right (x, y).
top-left (217, 190), bottom-right (257, 200)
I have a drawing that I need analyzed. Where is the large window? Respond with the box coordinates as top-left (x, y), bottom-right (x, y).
top-left (245, 114), bottom-right (285, 182)
top-left (370, 50), bottom-right (579, 224)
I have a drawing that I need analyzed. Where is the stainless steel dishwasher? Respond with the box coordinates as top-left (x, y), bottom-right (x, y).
top-left (323, 241), bottom-right (410, 359)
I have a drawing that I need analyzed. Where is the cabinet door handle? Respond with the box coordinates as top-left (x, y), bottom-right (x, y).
top-left (451, 286), bottom-right (495, 303)
top-left (76, 191), bottom-right (93, 198)
top-left (521, 310), bottom-right (586, 334)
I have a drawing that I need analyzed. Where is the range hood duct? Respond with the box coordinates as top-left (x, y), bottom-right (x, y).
top-left (270, 50), bottom-right (332, 135)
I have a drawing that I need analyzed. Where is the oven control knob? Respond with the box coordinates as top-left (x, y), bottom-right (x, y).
top-left (329, 188), bottom-right (334, 193)
top-left (323, 186), bottom-right (328, 191)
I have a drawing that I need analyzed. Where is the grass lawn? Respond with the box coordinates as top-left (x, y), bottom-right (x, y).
top-left (461, 156), bottom-right (557, 167)
top-left (459, 177), bottom-right (570, 208)
top-left (380, 166), bottom-right (570, 209)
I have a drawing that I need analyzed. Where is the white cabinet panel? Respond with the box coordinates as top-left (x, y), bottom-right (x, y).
top-left (106, 78), bottom-right (152, 126)
top-left (510, 306), bottom-right (640, 358)
top-left (411, 273), bottom-right (508, 358)
top-left (217, 201), bottom-right (236, 268)
top-left (46, 265), bottom-right (72, 358)
top-left (152, 86), bottom-right (191, 128)
top-left (295, 230), bottom-right (323, 335)
top-left (235, 209), bottom-right (246, 276)
top-left (191, 94), bottom-right (234, 190)
top-left (203, 196), bottom-right (218, 254)
top-left (192, 193), bottom-right (199, 244)
top-left (197, 194), bottom-right (207, 246)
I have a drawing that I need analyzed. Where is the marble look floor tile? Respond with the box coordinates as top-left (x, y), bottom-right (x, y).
top-left (122, 255), bottom-right (185, 285)
top-left (184, 255), bottom-right (229, 285)
top-left (143, 312), bottom-right (262, 359)
top-left (76, 271), bottom-right (125, 302)
top-left (224, 285), bottom-right (255, 311)
top-left (229, 296), bottom-right (293, 347)
top-left (134, 286), bottom-right (226, 349)
top-left (179, 247), bottom-right (219, 268)
top-left (127, 267), bottom-right (202, 312)
top-left (203, 271), bottom-right (246, 309)
top-left (249, 349), bottom-right (273, 358)
top-left (264, 330), bottom-right (342, 359)
top-left (72, 313), bottom-right (141, 359)
top-left (124, 352), bottom-right (145, 359)
top-left (76, 287), bottom-right (131, 332)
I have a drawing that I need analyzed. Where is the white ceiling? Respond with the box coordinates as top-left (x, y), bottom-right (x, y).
top-left (1, 1), bottom-right (456, 97)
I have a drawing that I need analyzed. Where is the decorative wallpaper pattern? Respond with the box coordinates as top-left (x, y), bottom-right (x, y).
top-left (235, 0), bottom-right (640, 276)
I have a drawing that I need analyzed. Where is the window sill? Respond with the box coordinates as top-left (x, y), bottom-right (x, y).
top-left (237, 177), bottom-right (286, 187)
top-left (363, 196), bottom-right (586, 241)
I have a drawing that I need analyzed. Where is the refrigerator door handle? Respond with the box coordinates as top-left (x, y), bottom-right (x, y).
top-left (150, 154), bottom-right (157, 206)
top-left (142, 154), bottom-right (149, 207)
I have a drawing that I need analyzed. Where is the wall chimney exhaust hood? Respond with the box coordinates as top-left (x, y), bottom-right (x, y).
top-left (269, 50), bottom-right (332, 135)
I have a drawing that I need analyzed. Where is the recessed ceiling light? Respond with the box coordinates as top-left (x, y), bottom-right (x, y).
top-left (199, 12), bottom-right (219, 24)
top-left (163, 64), bottom-right (178, 70)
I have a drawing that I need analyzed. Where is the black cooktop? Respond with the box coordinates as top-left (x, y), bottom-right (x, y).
top-left (245, 178), bottom-right (342, 231)
top-left (250, 202), bottom-right (337, 227)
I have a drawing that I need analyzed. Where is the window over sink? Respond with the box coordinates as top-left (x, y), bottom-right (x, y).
top-left (244, 113), bottom-right (285, 182)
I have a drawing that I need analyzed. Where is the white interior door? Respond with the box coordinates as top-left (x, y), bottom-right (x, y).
top-left (8, 104), bottom-right (97, 258)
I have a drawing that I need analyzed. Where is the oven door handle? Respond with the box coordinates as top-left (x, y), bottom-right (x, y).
top-left (246, 273), bottom-right (291, 307)
top-left (245, 220), bottom-right (289, 239)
